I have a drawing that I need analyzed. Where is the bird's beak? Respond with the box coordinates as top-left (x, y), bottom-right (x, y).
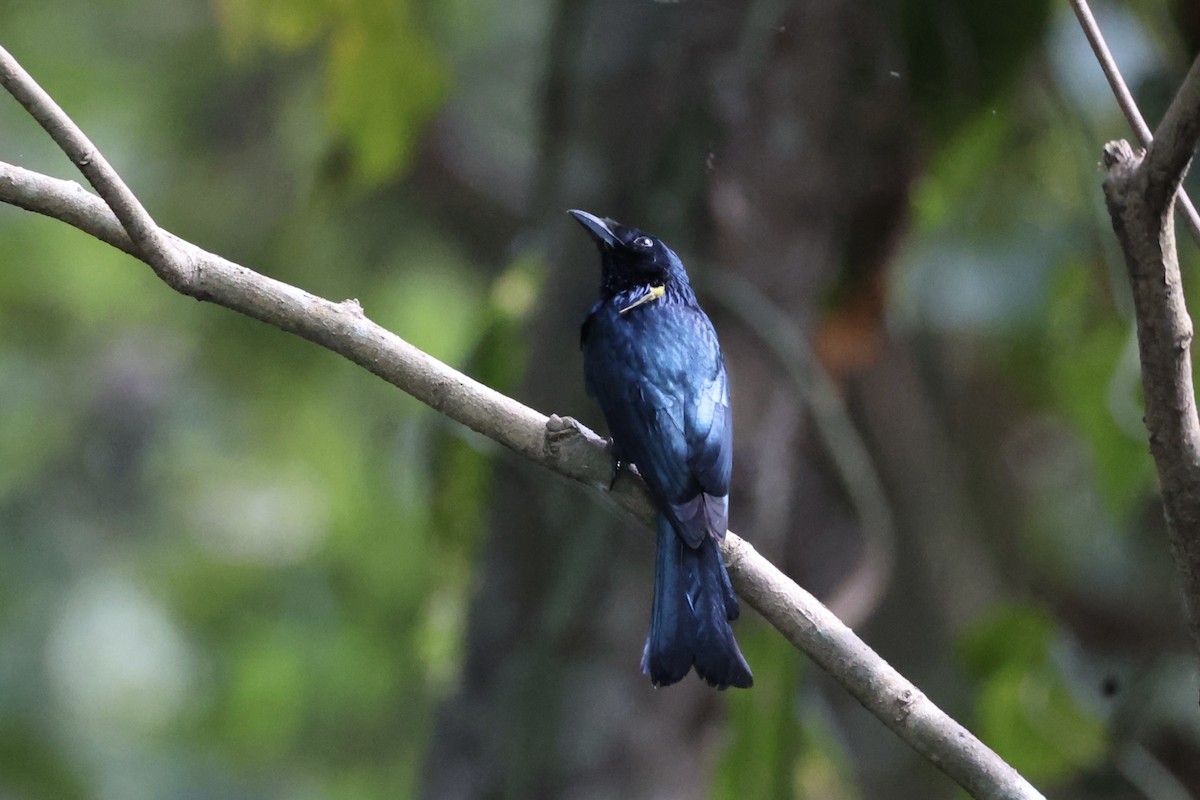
top-left (568, 209), bottom-right (619, 248)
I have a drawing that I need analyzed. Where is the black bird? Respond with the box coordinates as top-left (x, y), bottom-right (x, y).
top-left (569, 209), bottom-right (753, 690)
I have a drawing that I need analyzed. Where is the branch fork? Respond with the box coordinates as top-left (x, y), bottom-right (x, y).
top-left (1098, 50), bottom-right (1200, 665)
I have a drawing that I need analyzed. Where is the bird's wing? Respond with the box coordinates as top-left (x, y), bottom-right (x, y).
top-left (680, 364), bottom-right (732, 540)
top-left (686, 364), bottom-right (732, 494)
top-left (628, 384), bottom-right (720, 548)
top-left (584, 304), bottom-right (731, 547)
top-left (604, 372), bottom-right (696, 508)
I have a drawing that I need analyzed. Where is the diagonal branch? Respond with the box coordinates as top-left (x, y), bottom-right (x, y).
top-left (1143, 55), bottom-right (1200, 216)
top-left (0, 49), bottom-right (1045, 800)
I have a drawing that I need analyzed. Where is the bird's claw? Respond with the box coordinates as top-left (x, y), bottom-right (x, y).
top-left (607, 439), bottom-right (628, 490)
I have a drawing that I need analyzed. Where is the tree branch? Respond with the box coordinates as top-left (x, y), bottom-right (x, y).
top-left (1098, 51), bottom-right (1200, 669)
top-left (0, 48), bottom-right (1044, 800)
top-left (0, 45), bottom-right (179, 280)
top-left (1069, 0), bottom-right (1200, 244)
top-left (1143, 55), bottom-right (1200, 216)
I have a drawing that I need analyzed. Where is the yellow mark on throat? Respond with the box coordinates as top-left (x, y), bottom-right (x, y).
top-left (619, 284), bottom-right (665, 315)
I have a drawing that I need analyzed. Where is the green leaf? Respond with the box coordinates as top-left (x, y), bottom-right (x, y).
top-left (325, 7), bottom-right (448, 184)
top-left (959, 606), bottom-right (1106, 783)
top-left (214, 0), bottom-right (448, 185)
top-left (223, 627), bottom-right (309, 761)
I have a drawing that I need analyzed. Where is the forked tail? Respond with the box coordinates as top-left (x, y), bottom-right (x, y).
top-left (641, 513), bottom-right (753, 689)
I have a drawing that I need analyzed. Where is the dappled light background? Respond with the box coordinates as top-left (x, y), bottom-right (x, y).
top-left (2, 0), bottom-right (1199, 798)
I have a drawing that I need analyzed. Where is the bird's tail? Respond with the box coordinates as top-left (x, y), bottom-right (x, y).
top-left (641, 513), bottom-right (753, 689)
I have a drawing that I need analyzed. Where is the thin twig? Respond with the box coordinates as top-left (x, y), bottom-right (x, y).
top-left (0, 45), bottom-right (1046, 800)
top-left (1143, 55), bottom-right (1200, 216)
top-left (1068, 0), bottom-right (1153, 144)
top-left (1068, 0), bottom-right (1200, 244)
top-left (0, 44), bottom-right (179, 280)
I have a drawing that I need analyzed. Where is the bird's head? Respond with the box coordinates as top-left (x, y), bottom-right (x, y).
top-left (568, 209), bottom-right (691, 296)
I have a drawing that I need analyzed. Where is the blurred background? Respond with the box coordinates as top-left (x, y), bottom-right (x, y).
top-left (2, 0), bottom-right (1200, 798)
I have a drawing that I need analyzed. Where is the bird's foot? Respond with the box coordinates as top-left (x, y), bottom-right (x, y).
top-left (606, 439), bottom-right (629, 491)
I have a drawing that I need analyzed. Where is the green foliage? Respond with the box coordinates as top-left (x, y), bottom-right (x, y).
top-left (216, 0), bottom-right (329, 53)
top-left (714, 625), bottom-right (801, 799)
top-left (959, 607), bottom-right (1106, 784)
top-left (324, 8), bottom-right (447, 185)
top-left (215, 0), bottom-right (448, 186)
top-left (910, 109), bottom-right (1009, 237)
top-left (222, 624), bottom-right (309, 760)
top-left (0, 4), bottom-right (479, 795)
top-left (1023, 263), bottom-right (1152, 521)
top-left (889, 0), bottom-right (1053, 138)
top-left (0, 729), bottom-right (85, 800)
top-left (715, 625), bottom-right (859, 800)
top-left (901, 50), bottom-right (1155, 524)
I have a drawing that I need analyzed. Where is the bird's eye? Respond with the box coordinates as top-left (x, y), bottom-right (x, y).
top-left (634, 236), bottom-right (654, 249)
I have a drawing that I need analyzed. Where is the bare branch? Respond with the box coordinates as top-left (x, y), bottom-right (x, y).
top-left (1104, 137), bottom-right (1200, 663)
top-left (0, 47), bottom-right (1046, 800)
top-left (0, 44), bottom-right (180, 279)
top-left (0, 165), bottom-right (137, 254)
top-left (1144, 55), bottom-right (1200, 216)
top-left (1074, 0), bottom-right (1200, 684)
top-left (1068, 0), bottom-right (1153, 144)
top-left (1069, 0), bottom-right (1200, 243)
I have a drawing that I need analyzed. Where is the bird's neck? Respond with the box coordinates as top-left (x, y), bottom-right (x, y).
top-left (602, 279), bottom-right (696, 315)
top-left (601, 268), bottom-right (694, 301)
top-left (602, 271), bottom-right (659, 297)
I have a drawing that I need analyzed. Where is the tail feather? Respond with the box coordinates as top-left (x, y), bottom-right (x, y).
top-left (641, 514), bottom-right (753, 689)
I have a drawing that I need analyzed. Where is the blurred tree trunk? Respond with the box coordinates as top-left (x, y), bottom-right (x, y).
top-left (420, 0), bottom-right (1012, 796)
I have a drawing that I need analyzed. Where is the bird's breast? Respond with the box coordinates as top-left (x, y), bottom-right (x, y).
top-left (584, 295), bottom-right (721, 394)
